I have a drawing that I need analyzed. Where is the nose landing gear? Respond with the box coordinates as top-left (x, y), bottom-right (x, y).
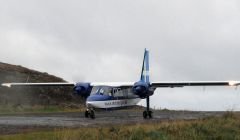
top-left (85, 108), bottom-right (95, 119)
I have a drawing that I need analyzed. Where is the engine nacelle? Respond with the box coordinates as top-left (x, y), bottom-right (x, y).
top-left (132, 81), bottom-right (153, 98)
top-left (73, 82), bottom-right (92, 98)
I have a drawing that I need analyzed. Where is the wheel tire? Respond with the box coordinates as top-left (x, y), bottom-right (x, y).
top-left (143, 111), bottom-right (148, 119)
top-left (90, 110), bottom-right (95, 119)
top-left (148, 111), bottom-right (152, 119)
top-left (85, 110), bottom-right (89, 118)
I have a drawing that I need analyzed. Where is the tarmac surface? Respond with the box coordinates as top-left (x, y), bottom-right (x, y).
top-left (0, 110), bottom-right (228, 135)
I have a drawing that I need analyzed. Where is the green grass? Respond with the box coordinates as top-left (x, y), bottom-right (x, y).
top-left (1, 112), bottom-right (240, 140)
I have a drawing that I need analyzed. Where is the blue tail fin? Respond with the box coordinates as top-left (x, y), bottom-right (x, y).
top-left (140, 49), bottom-right (150, 83)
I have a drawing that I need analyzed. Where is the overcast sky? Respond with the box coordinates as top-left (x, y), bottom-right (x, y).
top-left (1, 0), bottom-right (240, 111)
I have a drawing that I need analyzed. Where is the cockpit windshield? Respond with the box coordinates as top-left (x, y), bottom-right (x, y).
top-left (90, 86), bottom-right (113, 96)
top-left (90, 86), bottom-right (138, 99)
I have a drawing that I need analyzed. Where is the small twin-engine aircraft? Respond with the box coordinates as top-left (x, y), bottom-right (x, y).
top-left (2, 49), bottom-right (240, 119)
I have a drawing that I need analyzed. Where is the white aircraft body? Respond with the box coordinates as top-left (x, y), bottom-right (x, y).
top-left (2, 49), bottom-right (240, 119)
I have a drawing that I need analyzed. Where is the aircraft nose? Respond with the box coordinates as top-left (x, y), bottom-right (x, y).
top-left (86, 94), bottom-right (113, 108)
top-left (86, 102), bottom-right (92, 108)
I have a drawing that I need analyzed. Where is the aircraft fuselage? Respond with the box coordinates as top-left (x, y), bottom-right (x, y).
top-left (86, 86), bottom-right (141, 109)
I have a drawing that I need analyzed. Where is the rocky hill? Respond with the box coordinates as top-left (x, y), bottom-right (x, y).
top-left (0, 62), bottom-right (84, 106)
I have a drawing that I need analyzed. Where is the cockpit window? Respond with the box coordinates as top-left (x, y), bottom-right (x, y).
top-left (99, 88), bottom-right (104, 95)
top-left (90, 86), bottom-right (112, 96)
top-left (91, 87), bottom-right (99, 94)
top-left (90, 86), bottom-right (138, 98)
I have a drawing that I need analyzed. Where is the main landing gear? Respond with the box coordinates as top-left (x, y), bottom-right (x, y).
top-left (85, 108), bottom-right (95, 119)
top-left (143, 110), bottom-right (152, 119)
top-left (143, 96), bottom-right (153, 119)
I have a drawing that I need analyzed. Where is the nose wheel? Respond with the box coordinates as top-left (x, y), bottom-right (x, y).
top-left (85, 109), bottom-right (95, 119)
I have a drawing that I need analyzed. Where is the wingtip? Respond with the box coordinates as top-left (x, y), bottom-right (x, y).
top-left (1, 83), bottom-right (11, 88)
top-left (229, 81), bottom-right (240, 86)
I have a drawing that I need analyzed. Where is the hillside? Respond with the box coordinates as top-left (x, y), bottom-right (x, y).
top-left (0, 62), bottom-right (84, 107)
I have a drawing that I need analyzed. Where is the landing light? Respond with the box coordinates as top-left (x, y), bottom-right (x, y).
top-left (1, 83), bottom-right (11, 88)
top-left (229, 81), bottom-right (238, 86)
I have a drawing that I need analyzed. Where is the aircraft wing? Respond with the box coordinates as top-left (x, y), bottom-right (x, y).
top-left (1, 82), bottom-right (134, 88)
top-left (1, 82), bottom-right (75, 88)
top-left (151, 81), bottom-right (240, 88)
top-left (2, 81), bottom-right (240, 88)
top-left (90, 81), bottom-right (240, 88)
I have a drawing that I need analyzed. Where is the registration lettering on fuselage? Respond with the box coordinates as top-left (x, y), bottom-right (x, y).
top-left (105, 100), bottom-right (127, 106)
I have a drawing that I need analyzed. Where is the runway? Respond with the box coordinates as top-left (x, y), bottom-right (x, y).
top-left (0, 110), bottom-right (229, 134)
